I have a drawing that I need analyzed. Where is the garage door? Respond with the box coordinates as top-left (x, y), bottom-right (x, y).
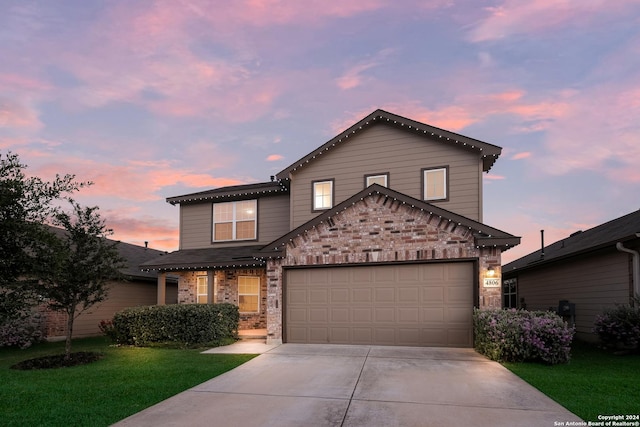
top-left (285, 262), bottom-right (474, 347)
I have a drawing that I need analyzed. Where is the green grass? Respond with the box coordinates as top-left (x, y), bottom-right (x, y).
top-left (504, 341), bottom-right (640, 421)
top-left (0, 337), bottom-right (256, 426)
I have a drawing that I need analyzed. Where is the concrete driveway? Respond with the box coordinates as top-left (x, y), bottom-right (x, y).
top-left (114, 343), bottom-right (582, 427)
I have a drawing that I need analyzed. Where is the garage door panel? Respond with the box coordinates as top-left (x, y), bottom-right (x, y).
top-left (375, 287), bottom-right (395, 302)
top-left (286, 262), bottom-right (473, 347)
top-left (352, 288), bottom-right (372, 303)
top-left (310, 289), bottom-right (328, 303)
top-left (330, 288), bottom-right (349, 303)
top-left (352, 308), bottom-right (372, 322)
top-left (374, 307), bottom-right (394, 322)
top-left (422, 287), bottom-right (444, 303)
top-left (309, 308), bottom-right (328, 322)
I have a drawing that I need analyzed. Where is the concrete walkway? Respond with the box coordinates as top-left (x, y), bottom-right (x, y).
top-left (113, 343), bottom-right (582, 427)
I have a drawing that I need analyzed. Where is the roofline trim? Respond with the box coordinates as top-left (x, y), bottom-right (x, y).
top-left (276, 109), bottom-right (502, 179)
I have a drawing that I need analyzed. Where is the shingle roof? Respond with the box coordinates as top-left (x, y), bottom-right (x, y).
top-left (503, 209), bottom-right (640, 273)
top-left (257, 183), bottom-right (520, 257)
top-left (276, 109), bottom-right (503, 180)
top-left (167, 181), bottom-right (289, 205)
top-left (139, 245), bottom-right (266, 271)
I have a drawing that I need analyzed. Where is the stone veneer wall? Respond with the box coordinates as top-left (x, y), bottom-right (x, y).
top-left (177, 269), bottom-right (267, 330)
top-left (266, 193), bottom-right (503, 344)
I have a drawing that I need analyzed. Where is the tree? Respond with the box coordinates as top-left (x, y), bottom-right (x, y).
top-left (1, 151), bottom-right (87, 346)
top-left (36, 201), bottom-right (125, 358)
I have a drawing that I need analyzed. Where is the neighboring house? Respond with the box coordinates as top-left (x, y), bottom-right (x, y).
top-left (502, 210), bottom-right (640, 342)
top-left (142, 109), bottom-right (520, 347)
top-left (43, 231), bottom-right (178, 340)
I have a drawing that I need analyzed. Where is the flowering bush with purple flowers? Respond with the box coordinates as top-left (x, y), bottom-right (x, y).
top-left (593, 300), bottom-right (640, 350)
top-left (474, 308), bottom-right (574, 364)
top-left (0, 311), bottom-right (44, 349)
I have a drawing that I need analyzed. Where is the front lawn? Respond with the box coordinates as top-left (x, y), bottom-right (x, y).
top-left (0, 336), bottom-right (256, 426)
top-left (504, 341), bottom-right (640, 421)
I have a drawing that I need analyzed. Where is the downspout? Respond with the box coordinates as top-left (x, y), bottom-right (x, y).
top-left (616, 238), bottom-right (640, 301)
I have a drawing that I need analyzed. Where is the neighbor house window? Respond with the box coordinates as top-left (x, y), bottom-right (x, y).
top-left (197, 276), bottom-right (208, 304)
top-left (365, 173), bottom-right (389, 188)
top-left (213, 199), bottom-right (257, 241)
top-left (422, 167), bottom-right (448, 201)
top-left (312, 180), bottom-right (333, 211)
top-left (503, 278), bottom-right (517, 309)
top-left (238, 276), bottom-right (260, 313)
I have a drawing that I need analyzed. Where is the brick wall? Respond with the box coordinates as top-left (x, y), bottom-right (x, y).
top-left (177, 268), bottom-right (267, 330)
top-left (266, 193), bottom-right (503, 343)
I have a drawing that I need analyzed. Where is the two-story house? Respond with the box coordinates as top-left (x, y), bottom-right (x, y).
top-left (141, 109), bottom-right (520, 347)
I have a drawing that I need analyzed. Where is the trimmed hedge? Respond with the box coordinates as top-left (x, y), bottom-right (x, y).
top-left (102, 303), bottom-right (239, 347)
top-left (473, 308), bottom-right (574, 365)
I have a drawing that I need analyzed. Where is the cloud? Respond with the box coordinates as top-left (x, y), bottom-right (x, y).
top-left (266, 154), bottom-right (284, 161)
top-left (104, 212), bottom-right (179, 252)
top-left (468, 0), bottom-right (640, 42)
top-left (335, 49), bottom-right (395, 90)
top-left (511, 152), bottom-right (531, 160)
top-left (0, 99), bottom-right (42, 129)
top-left (30, 157), bottom-right (245, 202)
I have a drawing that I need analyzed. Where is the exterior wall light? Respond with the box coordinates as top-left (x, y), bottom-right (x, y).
top-left (487, 266), bottom-right (495, 277)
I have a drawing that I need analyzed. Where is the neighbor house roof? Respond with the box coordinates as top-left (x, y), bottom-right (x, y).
top-left (276, 109), bottom-right (503, 180)
top-left (47, 225), bottom-right (169, 281)
top-left (503, 209), bottom-right (640, 274)
top-left (139, 245), bottom-right (266, 272)
top-left (167, 181), bottom-right (289, 205)
top-left (257, 183), bottom-right (520, 258)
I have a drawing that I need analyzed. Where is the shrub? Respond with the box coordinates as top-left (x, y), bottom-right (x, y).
top-left (593, 300), bottom-right (640, 350)
top-left (473, 308), bottom-right (574, 364)
top-left (0, 311), bottom-right (44, 350)
top-left (105, 303), bottom-right (239, 347)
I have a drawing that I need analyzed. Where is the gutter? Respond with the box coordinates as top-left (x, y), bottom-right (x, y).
top-left (616, 236), bottom-right (640, 300)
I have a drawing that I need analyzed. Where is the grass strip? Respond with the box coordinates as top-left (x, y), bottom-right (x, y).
top-left (0, 336), bottom-right (256, 426)
top-left (504, 341), bottom-right (640, 421)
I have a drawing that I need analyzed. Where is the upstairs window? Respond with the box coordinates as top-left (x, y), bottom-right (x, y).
top-left (422, 167), bottom-right (448, 201)
top-left (365, 173), bottom-right (389, 188)
top-left (213, 200), bottom-right (257, 241)
top-left (312, 179), bottom-right (334, 211)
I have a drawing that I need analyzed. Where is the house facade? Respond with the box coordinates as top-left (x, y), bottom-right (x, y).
top-left (142, 109), bottom-right (520, 347)
top-left (502, 210), bottom-right (640, 342)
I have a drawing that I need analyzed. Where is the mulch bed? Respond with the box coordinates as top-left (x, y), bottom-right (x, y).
top-left (10, 352), bottom-right (104, 370)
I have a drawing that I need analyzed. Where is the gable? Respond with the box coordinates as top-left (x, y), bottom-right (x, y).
top-left (276, 109), bottom-right (502, 180)
top-left (285, 192), bottom-right (480, 265)
top-left (259, 184), bottom-right (520, 259)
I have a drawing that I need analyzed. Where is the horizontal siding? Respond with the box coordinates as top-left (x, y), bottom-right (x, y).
top-left (290, 124), bottom-right (482, 228)
top-left (71, 281), bottom-right (178, 339)
top-left (516, 251), bottom-right (631, 341)
top-left (180, 194), bottom-right (290, 250)
top-left (180, 203), bottom-right (212, 249)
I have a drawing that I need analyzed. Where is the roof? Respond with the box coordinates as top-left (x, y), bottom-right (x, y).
top-left (47, 226), bottom-right (169, 281)
top-left (276, 109), bottom-right (503, 180)
top-left (167, 180), bottom-right (289, 205)
top-left (258, 183), bottom-right (520, 257)
top-left (140, 245), bottom-right (266, 272)
top-left (503, 209), bottom-right (640, 274)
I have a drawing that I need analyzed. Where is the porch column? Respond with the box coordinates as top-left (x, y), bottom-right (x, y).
top-left (207, 270), bottom-right (215, 304)
top-left (157, 272), bottom-right (167, 305)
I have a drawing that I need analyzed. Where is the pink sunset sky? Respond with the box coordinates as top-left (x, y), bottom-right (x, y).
top-left (1, 0), bottom-right (639, 264)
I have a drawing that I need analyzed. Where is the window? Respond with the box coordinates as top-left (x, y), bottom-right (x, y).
top-left (365, 173), bottom-right (388, 188)
top-left (312, 180), bottom-right (333, 210)
top-left (503, 278), bottom-right (517, 308)
top-left (422, 167), bottom-right (447, 201)
top-left (197, 276), bottom-right (208, 304)
top-left (238, 276), bottom-right (260, 313)
top-left (213, 200), bottom-right (257, 241)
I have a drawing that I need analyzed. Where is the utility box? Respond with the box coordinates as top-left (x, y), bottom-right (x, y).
top-left (557, 300), bottom-right (576, 326)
